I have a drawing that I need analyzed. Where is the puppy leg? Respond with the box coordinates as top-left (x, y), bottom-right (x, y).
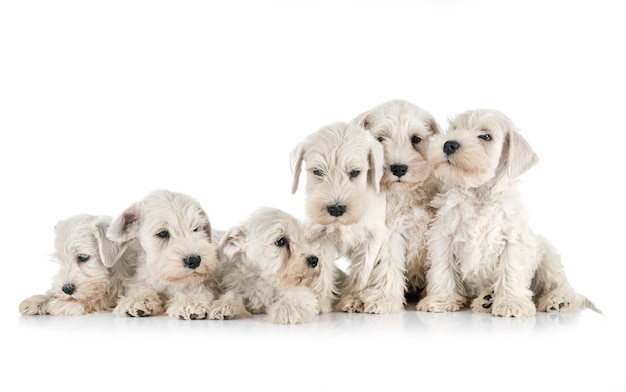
top-left (533, 236), bottom-right (581, 312)
top-left (268, 287), bottom-right (319, 324)
top-left (166, 286), bottom-right (214, 320)
top-left (209, 291), bottom-right (250, 320)
top-left (360, 233), bottom-right (407, 314)
top-left (19, 294), bottom-right (52, 315)
top-left (114, 285), bottom-right (164, 317)
top-left (416, 232), bottom-right (466, 312)
top-left (311, 241), bottom-right (341, 313)
top-left (337, 236), bottom-right (384, 312)
top-left (46, 298), bottom-right (88, 316)
top-left (491, 242), bottom-right (537, 317)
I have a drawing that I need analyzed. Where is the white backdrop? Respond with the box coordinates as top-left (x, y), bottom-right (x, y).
top-left (1, 1), bottom-right (624, 391)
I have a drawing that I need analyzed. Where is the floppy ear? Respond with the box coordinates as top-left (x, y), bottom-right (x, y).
top-left (93, 217), bottom-right (129, 267)
top-left (198, 209), bottom-right (213, 243)
top-left (352, 109), bottom-right (373, 130)
top-left (500, 126), bottom-right (539, 179)
top-left (106, 203), bottom-right (141, 243)
top-left (367, 133), bottom-right (384, 193)
top-left (427, 116), bottom-right (443, 135)
top-left (289, 142), bottom-right (305, 194)
top-left (217, 225), bottom-right (247, 261)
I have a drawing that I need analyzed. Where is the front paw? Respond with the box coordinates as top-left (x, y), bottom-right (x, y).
top-left (361, 290), bottom-right (405, 314)
top-left (492, 297), bottom-right (536, 317)
top-left (268, 303), bottom-right (316, 324)
top-left (167, 299), bottom-right (211, 320)
top-left (416, 296), bottom-right (463, 312)
top-left (19, 295), bottom-right (51, 315)
top-left (336, 294), bottom-right (364, 313)
top-left (536, 290), bottom-right (573, 313)
top-left (208, 299), bottom-right (249, 320)
top-left (115, 295), bottom-right (163, 317)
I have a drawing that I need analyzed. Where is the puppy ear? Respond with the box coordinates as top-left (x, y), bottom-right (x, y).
top-left (93, 217), bottom-right (129, 267)
top-left (501, 126), bottom-right (539, 179)
top-left (217, 225), bottom-right (247, 260)
top-left (367, 133), bottom-right (384, 193)
top-left (427, 117), bottom-right (442, 135)
top-left (107, 203), bottom-right (141, 243)
top-left (289, 143), bottom-right (305, 194)
top-left (352, 109), bottom-right (372, 130)
top-left (198, 209), bottom-right (213, 243)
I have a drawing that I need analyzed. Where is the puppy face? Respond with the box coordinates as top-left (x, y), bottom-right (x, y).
top-left (355, 100), bottom-right (441, 193)
top-left (49, 214), bottom-right (127, 305)
top-left (290, 122), bottom-right (384, 226)
top-left (428, 109), bottom-right (538, 188)
top-left (219, 207), bottom-right (321, 287)
top-left (107, 189), bottom-right (218, 284)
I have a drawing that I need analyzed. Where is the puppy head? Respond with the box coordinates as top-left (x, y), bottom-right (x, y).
top-left (290, 122), bottom-right (384, 226)
top-left (107, 189), bottom-right (218, 283)
top-left (50, 214), bottom-right (126, 304)
top-left (428, 109), bottom-right (538, 188)
top-left (354, 99), bottom-right (441, 193)
top-left (218, 207), bottom-right (321, 287)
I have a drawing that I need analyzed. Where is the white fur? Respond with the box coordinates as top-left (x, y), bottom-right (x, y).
top-left (290, 121), bottom-right (387, 312)
top-left (351, 99), bottom-right (443, 313)
top-left (19, 214), bottom-right (138, 316)
top-left (209, 207), bottom-right (322, 324)
top-left (417, 109), bottom-right (594, 317)
top-left (107, 189), bottom-right (219, 320)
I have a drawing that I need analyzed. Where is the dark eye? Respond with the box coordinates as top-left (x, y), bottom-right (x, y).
top-left (313, 169), bottom-right (324, 177)
top-left (411, 135), bottom-right (422, 144)
top-left (350, 170), bottom-right (360, 178)
top-left (156, 230), bottom-right (170, 238)
top-left (275, 237), bottom-right (288, 247)
top-left (478, 134), bottom-right (492, 141)
top-left (377, 136), bottom-right (384, 143)
top-left (77, 255), bottom-right (89, 263)
top-left (193, 227), bottom-right (199, 232)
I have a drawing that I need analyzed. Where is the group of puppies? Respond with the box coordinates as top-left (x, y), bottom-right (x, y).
top-left (19, 99), bottom-right (599, 323)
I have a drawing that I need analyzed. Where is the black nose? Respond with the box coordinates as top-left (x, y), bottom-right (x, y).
top-left (62, 284), bottom-right (75, 295)
top-left (390, 164), bottom-right (408, 178)
top-left (443, 140), bottom-right (460, 155)
top-left (184, 255), bottom-right (201, 269)
top-left (327, 205), bottom-right (346, 217)
top-left (306, 255), bottom-right (319, 268)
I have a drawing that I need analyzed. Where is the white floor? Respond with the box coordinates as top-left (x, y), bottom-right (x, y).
top-left (8, 304), bottom-right (622, 392)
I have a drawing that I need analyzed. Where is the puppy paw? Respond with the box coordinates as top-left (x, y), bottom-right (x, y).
top-left (47, 299), bottom-right (88, 316)
top-left (19, 295), bottom-right (51, 315)
top-left (167, 299), bottom-right (211, 320)
top-left (115, 295), bottom-right (163, 317)
top-left (208, 299), bottom-right (249, 320)
top-left (361, 291), bottom-right (405, 314)
top-left (416, 296), bottom-right (462, 312)
top-left (491, 297), bottom-right (536, 317)
top-left (470, 292), bottom-right (494, 313)
top-left (336, 294), bottom-right (364, 313)
top-left (536, 290), bottom-right (573, 313)
top-left (268, 303), bottom-right (314, 324)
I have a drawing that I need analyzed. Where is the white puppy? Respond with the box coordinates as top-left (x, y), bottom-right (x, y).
top-left (351, 99), bottom-right (442, 313)
top-left (107, 189), bottom-right (219, 320)
top-left (209, 207), bottom-right (322, 324)
top-left (417, 109), bottom-right (595, 317)
top-left (290, 121), bottom-right (387, 313)
top-left (19, 214), bottom-right (138, 316)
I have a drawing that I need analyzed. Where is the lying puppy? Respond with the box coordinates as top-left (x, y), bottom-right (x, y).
top-left (209, 207), bottom-right (322, 324)
top-left (20, 214), bottom-right (137, 316)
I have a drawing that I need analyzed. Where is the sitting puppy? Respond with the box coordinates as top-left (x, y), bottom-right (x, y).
top-left (107, 189), bottom-right (219, 320)
top-left (19, 214), bottom-right (138, 316)
top-left (417, 109), bottom-right (597, 317)
top-left (290, 121), bottom-right (387, 313)
top-left (351, 99), bottom-right (442, 313)
top-left (209, 207), bottom-right (322, 324)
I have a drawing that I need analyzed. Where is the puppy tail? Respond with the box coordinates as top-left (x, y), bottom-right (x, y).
top-left (579, 294), bottom-right (603, 315)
